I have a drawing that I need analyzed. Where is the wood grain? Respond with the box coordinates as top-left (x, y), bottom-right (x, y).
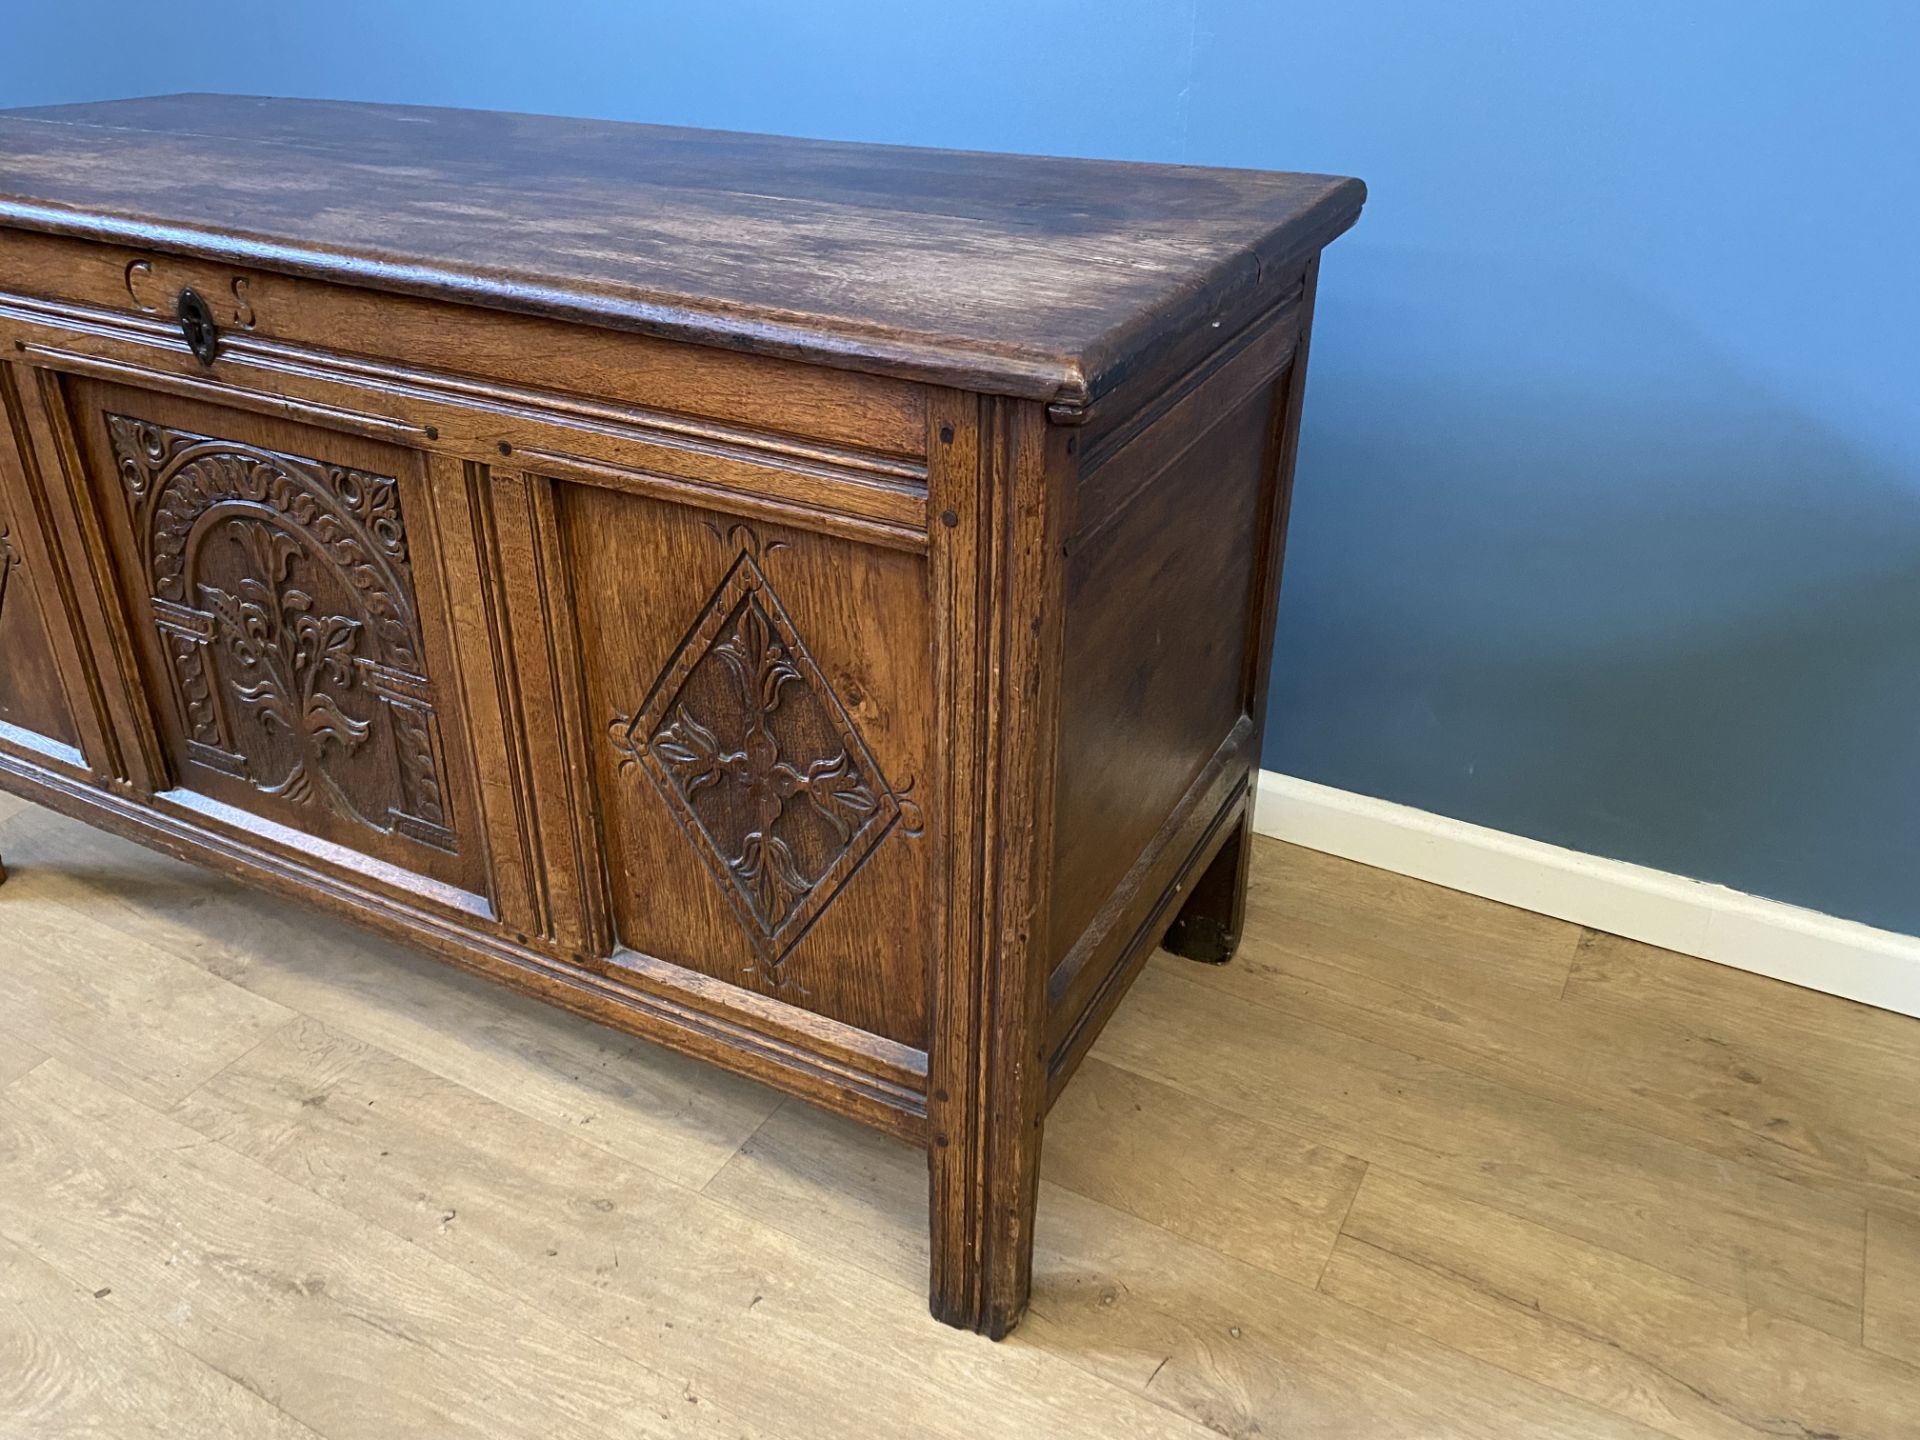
top-left (0, 1041), bottom-right (42, 1089)
top-left (0, 96), bottom-right (1362, 1329)
top-left (0, 1058), bottom-right (767, 1440)
top-left (0, 230), bottom-right (934, 462)
top-left (0, 858), bottom-right (292, 1109)
top-left (566, 491), bottom-right (934, 1042)
top-left (0, 360), bottom-right (112, 777)
top-left (0, 804), bottom-right (781, 1190)
top-left (1864, 1209), bottom-right (1920, 1366)
top-left (1228, 838), bottom-right (1584, 997)
top-left (1047, 385), bottom-right (1268, 961)
top-left (1094, 958), bottom-right (1870, 1341)
top-left (923, 393), bottom-right (1070, 1335)
top-left (1563, 931), bottom-right (1920, 1220)
top-left (707, 1094), bottom-right (1671, 1439)
top-left (1325, 1167), bottom-right (1919, 1440)
top-left (1042, 1055), bottom-right (1366, 1283)
top-left (0, 399), bottom-right (81, 754)
top-left (0, 1230), bottom-right (325, 1440)
top-left (0, 95), bottom-right (1363, 407)
top-left (1200, 849), bottom-right (1920, 1231)
top-left (68, 378), bottom-right (489, 900)
top-left (1, 797), bottom-right (1916, 1436)
top-left (171, 1015), bottom-right (1212, 1440)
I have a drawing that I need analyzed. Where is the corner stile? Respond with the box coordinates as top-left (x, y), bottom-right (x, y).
top-left (925, 389), bottom-right (1071, 1336)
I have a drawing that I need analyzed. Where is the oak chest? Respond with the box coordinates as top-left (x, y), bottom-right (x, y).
top-left (0, 94), bottom-right (1363, 1335)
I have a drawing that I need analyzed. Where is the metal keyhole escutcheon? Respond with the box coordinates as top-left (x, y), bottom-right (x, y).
top-left (176, 287), bottom-right (218, 366)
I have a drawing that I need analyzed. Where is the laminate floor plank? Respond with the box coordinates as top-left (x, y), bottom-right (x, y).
top-left (0, 1232), bottom-right (326, 1440)
top-left (1226, 847), bottom-right (1920, 1226)
top-left (1217, 910), bottom-right (1920, 1226)
top-left (1094, 959), bottom-right (1868, 1341)
top-left (0, 1040), bottom-right (44, 1090)
top-left (1864, 1209), bottom-right (1920, 1366)
top-left (1567, 929), bottom-right (1920, 1074)
top-left (1221, 838), bottom-right (1586, 999)
top-left (705, 1098), bottom-right (1671, 1440)
top-left (170, 1014), bottom-right (1213, 1440)
top-left (3, 796), bottom-right (1916, 1440)
top-left (0, 1059), bottom-right (763, 1440)
top-left (1567, 930), bottom-right (1920, 1216)
top-left (0, 856), bottom-right (293, 1111)
top-left (1322, 1167), bottom-right (1918, 1440)
top-left (0, 804), bottom-right (780, 1189)
top-left (1043, 1055), bottom-right (1367, 1284)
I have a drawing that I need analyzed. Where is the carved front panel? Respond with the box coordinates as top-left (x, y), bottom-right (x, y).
top-left (106, 413), bottom-right (455, 852)
top-left (608, 525), bottom-right (922, 985)
top-left (568, 490), bottom-right (934, 1046)
top-left (72, 381), bottom-right (481, 898)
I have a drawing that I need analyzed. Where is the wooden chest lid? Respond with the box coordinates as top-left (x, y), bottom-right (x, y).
top-left (0, 94), bottom-right (1364, 414)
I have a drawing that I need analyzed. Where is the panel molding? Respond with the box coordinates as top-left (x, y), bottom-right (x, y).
top-left (0, 291), bottom-right (929, 541)
top-left (1254, 769), bottom-right (1920, 1020)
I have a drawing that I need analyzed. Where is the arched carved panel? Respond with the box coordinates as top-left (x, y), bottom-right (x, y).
top-left (106, 413), bottom-right (456, 854)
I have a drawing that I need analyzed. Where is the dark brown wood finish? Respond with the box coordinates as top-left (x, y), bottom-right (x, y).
top-left (0, 95), bottom-right (1361, 413)
top-left (0, 94), bottom-right (1362, 1334)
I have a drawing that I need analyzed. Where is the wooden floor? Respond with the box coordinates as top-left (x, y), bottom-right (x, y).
top-left (0, 791), bottom-right (1916, 1439)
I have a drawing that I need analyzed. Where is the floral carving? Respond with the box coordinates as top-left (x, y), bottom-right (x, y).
top-left (610, 527), bottom-right (917, 982)
top-left (108, 414), bottom-right (455, 853)
top-left (199, 521), bottom-right (373, 810)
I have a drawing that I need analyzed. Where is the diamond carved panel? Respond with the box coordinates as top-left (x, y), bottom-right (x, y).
top-left (609, 527), bottom-right (918, 982)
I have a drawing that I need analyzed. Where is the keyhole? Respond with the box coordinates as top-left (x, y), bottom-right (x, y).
top-left (176, 288), bottom-right (219, 366)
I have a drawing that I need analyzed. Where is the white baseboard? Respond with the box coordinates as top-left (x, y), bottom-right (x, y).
top-left (1253, 770), bottom-right (1920, 1020)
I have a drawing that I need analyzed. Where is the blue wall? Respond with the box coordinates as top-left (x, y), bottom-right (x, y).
top-left (8, 2), bottom-right (1919, 932)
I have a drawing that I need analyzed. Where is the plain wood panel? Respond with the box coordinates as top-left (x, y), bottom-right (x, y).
top-left (0, 421), bottom-right (80, 749)
top-left (172, 1015), bottom-right (1211, 1440)
top-left (0, 1059), bottom-right (759, 1440)
top-left (0, 802), bottom-right (781, 1189)
top-left (1325, 1167), bottom-right (1919, 1440)
top-left (1047, 389), bottom-right (1270, 965)
top-left (0, 1231), bottom-right (325, 1440)
top-left (0, 231), bottom-right (932, 464)
top-left (1094, 959), bottom-right (1869, 1341)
